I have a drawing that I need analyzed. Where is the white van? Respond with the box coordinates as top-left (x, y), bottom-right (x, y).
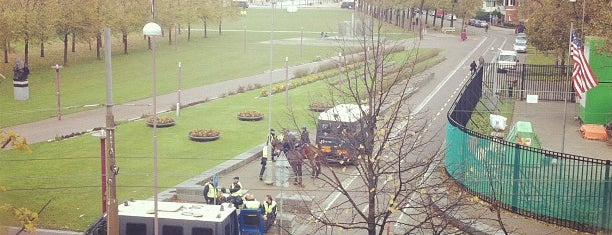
top-left (496, 49), bottom-right (518, 71)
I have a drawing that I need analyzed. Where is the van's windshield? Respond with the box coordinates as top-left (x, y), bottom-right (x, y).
top-left (499, 54), bottom-right (516, 62)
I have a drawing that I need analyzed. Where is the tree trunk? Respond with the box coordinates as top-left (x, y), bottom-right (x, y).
top-left (63, 33), bottom-right (69, 65)
top-left (168, 26), bottom-right (172, 44)
top-left (4, 42), bottom-right (8, 63)
top-left (123, 34), bottom-right (128, 54)
top-left (204, 20), bottom-right (208, 38)
top-left (71, 33), bottom-right (76, 52)
top-left (188, 23), bottom-right (191, 41)
top-left (24, 38), bottom-right (29, 66)
top-left (40, 42), bottom-right (45, 57)
top-left (218, 19), bottom-right (222, 35)
top-left (96, 33), bottom-right (102, 59)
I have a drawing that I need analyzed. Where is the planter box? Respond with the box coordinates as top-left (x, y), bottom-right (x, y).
top-left (189, 135), bottom-right (220, 142)
top-left (145, 121), bottom-right (176, 128)
top-left (237, 115), bottom-right (263, 121)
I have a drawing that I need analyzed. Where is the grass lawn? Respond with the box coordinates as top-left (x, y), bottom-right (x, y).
top-left (0, 7), bottom-right (425, 232)
top-left (1, 8), bottom-right (416, 128)
top-left (0, 45), bottom-right (442, 231)
top-left (0, 76), bottom-right (332, 231)
top-left (525, 49), bottom-right (557, 65)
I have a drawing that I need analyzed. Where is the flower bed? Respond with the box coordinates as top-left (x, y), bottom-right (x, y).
top-left (309, 101), bottom-right (332, 112)
top-left (188, 129), bottom-right (220, 142)
top-left (237, 110), bottom-right (264, 121)
top-left (145, 116), bottom-right (176, 128)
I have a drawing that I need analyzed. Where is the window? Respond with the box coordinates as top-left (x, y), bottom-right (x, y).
top-left (126, 223), bottom-right (147, 235)
top-left (162, 225), bottom-right (183, 235)
top-left (192, 227), bottom-right (213, 235)
top-left (244, 214), bottom-right (259, 226)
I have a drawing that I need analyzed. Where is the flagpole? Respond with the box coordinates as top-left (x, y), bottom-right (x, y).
top-left (562, 21), bottom-right (574, 153)
top-left (581, 0), bottom-right (585, 42)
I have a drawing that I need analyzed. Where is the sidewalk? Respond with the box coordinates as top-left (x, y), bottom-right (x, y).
top-left (4, 29), bottom-right (594, 235)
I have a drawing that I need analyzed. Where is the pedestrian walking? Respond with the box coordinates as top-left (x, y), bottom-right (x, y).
top-left (470, 60), bottom-right (477, 74)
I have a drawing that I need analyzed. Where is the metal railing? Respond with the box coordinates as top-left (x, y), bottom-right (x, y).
top-left (446, 64), bottom-right (611, 233)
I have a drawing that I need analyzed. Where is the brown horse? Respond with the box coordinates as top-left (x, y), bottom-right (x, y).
top-left (285, 149), bottom-right (303, 186)
top-left (299, 144), bottom-right (322, 178)
top-left (269, 135), bottom-right (282, 160)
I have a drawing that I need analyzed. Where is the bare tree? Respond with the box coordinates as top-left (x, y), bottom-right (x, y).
top-left (277, 9), bottom-right (457, 235)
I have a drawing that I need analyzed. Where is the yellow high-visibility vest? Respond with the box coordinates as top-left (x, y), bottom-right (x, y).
top-left (264, 200), bottom-right (277, 214)
top-left (205, 183), bottom-right (216, 198)
top-left (244, 200), bottom-right (261, 209)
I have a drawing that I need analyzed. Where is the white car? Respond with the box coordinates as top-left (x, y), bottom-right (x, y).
top-left (496, 49), bottom-right (518, 71)
top-left (446, 14), bottom-right (457, 21)
top-left (513, 41), bottom-right (527, 53)
top-left (516, 33), bottom-right (527, 43)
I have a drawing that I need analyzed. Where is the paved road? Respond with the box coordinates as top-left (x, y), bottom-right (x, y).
top-left (3, 20), bottom-right (592, 235)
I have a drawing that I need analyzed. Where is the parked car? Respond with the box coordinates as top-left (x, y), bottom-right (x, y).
top-left (496, 49), bottom-right (519, 72)
top-left (516, 33), bottom-right (527, 42)
top-left (469, 19), bottom-right (477, 26)
top-left (446, 14), bottom-right (457, 21)
top-left (479, 21), bottom-right (489, 28)
top-left (340, 1), bottom-right (355, 9)
top-left (234, 0), bottom-right (248, 8)
top-left (513, 41), bottom-right (527, 53)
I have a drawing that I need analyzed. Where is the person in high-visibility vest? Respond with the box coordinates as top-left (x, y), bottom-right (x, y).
top-left (263, 195), bottom-right (277, 232)
top-left (202, 177), bottom-right (217, 205)
top-left (227, 176), bottom-right (244, 208)
top-left (242, 194), bottom-right (262, 211)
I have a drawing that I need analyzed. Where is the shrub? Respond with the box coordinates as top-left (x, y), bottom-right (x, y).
top-left (238, 110), bottom-right (263, 117)
top-left (189, 129), bottom-right (220, 137)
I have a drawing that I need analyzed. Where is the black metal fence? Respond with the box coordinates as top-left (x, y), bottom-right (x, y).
top-left (482, 63), bottom-right (574, 101)
top-left (446, 65), bottom-right (612, 234)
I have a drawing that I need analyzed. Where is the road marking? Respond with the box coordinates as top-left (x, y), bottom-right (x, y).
top-left (413, 38), bottom-right (488, 114)
top-left (309, 35), bottom-right (490, 234)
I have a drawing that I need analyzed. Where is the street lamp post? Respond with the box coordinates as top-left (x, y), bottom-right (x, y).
top-left (52, 64), bottom-right (63, 120)
top-left (91, 130), bottom-right (107, 213)
top-left (177, 62), bottom-right (182, 116)
top-left (143, 21), bottom-right (162, 235)
top-left (263, 0), bottom-right (277, 186)
top-left (285, 57), bottom-right (289, 106)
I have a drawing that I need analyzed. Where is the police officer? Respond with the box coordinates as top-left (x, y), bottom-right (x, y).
top-left (263, 195), bottom-right (277, 231)
top-left (226, 176), bottom-right (244, 208)
top-left (300, 126), bottom-right (310, 146)
top-left (202, 177), bottom-right (217, 205)
top-left (242, 194), bottom-right (263, 211)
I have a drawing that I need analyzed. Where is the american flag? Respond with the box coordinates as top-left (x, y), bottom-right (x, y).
top-left (570, 30), bottom-right (598, 98)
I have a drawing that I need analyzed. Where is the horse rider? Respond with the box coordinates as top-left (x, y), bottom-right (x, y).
top-left (281, 128), bottom-right (298, 152)
top-left (300, 125), bottom-right (310, 147)
top-left (203, 177), bottom-right (217, 205)
top-left (266, 128), bottom-right (279, 160)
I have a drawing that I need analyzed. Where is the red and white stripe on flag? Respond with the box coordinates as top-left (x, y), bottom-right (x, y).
top-left (570, 30), bottom-right (598, 99)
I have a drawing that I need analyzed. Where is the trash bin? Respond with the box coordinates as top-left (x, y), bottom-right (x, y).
top-left (13, 80), bottom-right (29, 101)
top-left (12, 59), bottom-right (30, 101)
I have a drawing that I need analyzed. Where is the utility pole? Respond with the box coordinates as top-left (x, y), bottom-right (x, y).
top-left (419, 0), bottom-right (425, 40)
top-left (104, 27), bottom-right (119, 235)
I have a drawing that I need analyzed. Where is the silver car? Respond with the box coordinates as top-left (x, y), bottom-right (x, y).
top-left (513, 41), bottom-right (527, 53)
